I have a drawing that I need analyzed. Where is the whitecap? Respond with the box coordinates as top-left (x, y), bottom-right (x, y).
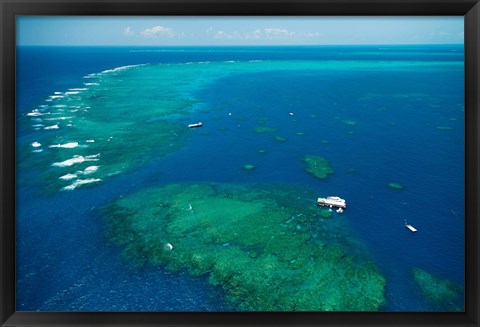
top-left (49, 95), bottom-right (64, 100)
top-left (86, 140), bottom-right (95, 143)
top-left (82, 166), bottom-right (99, 174)
top-left (44, 124), bottom-right (59, 130)
top-left (64, 91), bottom-right (80, 95)
top-left (84, 82), bottom-right (99, 86)
top-left (49, 142), bottom-right (78, 149)
top-left (31, 124), bottom-right (44, 128)
top-left (31, 149), bottom-right (43, 153)
top-left (61, 178), bottom-right (102, 191)
top-left (27, 110), bottom-right (48, 117)
top-left (59, 173), bottom-right (78, 180)
top-left (31, 142), bottom-right (41, 147)
top-left (69, 88), bottom-right (88, 91)
top-left (43, 116), bottom-right (74, 121)
top-left (52, 154), bottom-right (99, 167)
top-left (100, 64), bottom-right (146, 74)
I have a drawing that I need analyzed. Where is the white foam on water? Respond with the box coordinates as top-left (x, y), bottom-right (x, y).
top-left (83, 73), bottom-right (97, 78)
top-left (84, 82), bottom-right (99, 86)
top-left (49, 95), bottom-right (64, 100)
top-left (49, 142), bottom-right (79, 149)
top-left (64, 91), bottom-right (80, 95)
top-left (59, 173), bottom-right (78, 180)
top-left (31, 142), bottom-right (42, 147)
top-left (61, 178), bottom-right (102, 191)
top-left (32, 149), bottom-right (43, 153)
top-left (52, 154), bottom-right (99, 167)
top-left (69, 88), bottom-right (88, 91)
top-left (44, 124), bottom-right (59, 130)
top-left (31, 124), bottom-right (44, 128)
top-left (100, 64), bottom-right (147, 75)
top-left (81, 166), bottom-right (99, 174)
top-left (86, 140), bottom-right (95, 143)
top-left (27, 110), bottom-right (48, 117)
top-left (52, 155), bottom-right (86, 167)
top-left (52, 105), bottom-right (67, 108)
top-left (43, 116), bottom-right (74, 121)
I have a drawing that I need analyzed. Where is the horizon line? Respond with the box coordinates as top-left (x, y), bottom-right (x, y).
top-left (17, 43), bottom-right (464, 47)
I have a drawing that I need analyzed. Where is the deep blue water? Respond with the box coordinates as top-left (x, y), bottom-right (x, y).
top-left (16, 45), bottom-right (464, 311)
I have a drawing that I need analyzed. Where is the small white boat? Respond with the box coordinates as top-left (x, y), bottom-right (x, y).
top-left (188, 122), bottom-right (203, 128)
top-left (406, 224), bottom-right (417, 233)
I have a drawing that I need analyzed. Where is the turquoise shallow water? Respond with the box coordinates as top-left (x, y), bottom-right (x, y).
top-left (16, 45), bottom-right (464, 311)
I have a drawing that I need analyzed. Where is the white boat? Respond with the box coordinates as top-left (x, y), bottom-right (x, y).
top-left (405, 224), bottom-right (417, 232)
top-left (317, 196), bottom-right (346, 209)
top-left (188, 122), bottom-right (203, 128)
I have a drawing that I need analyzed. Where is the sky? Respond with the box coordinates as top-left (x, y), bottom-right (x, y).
top-left (17, 16), bottom-right (464, 46)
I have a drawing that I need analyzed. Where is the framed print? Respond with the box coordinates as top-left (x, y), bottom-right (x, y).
top-left (1, 0), bottom-right (479, 326)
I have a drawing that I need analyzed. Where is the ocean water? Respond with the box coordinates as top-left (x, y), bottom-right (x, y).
top-left (16, 45), bottom-right (464, 311)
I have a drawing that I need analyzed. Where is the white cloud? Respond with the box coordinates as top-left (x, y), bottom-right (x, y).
top-left (430, 31), bottom-right (452, 36)
top-left (123, 27), bottom-right (135, 37)
top-left (209, 27), bottom-right (298, 41)
top-left (263, 28), bottom-right (295, 39)
top-left (305, 32), bottom-right (323, 38)
top-left (140, 26), bottom-right (177, 38)
top-left (214, 30), bottom-right (241, 40)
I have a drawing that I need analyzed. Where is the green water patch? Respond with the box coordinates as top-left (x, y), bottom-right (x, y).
top-left (436, 126), bottom-right (453, 131)
top-left (343, 120), bottom-right (358, 127)
top-left (254, 126), bottom-right (278, 134)
top-left (243, 164), bottom-right (256, 171)
top-left (412, 268), bottom-right (463, 311)
top-left (102, 183), bottom-right (386, 311)
top-left (387, 182), bottom-right (404, 190)
top-left (303, 155), bottom-right (334, 180)
top-left (275, 136), bottom-right (288, 142)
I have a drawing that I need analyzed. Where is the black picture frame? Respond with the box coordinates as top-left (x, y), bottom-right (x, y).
top-left (1, 0), bottom-right (479, 326)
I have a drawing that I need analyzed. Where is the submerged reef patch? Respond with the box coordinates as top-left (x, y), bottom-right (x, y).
top-left (387, 182), bottom-right (404, 190)
top-left (254, 126), bottom-right (278, 134)
top-left (243, 164), bottom-right (256, 171)
top-left (412, 268), bottom-right (464, 311)
top-left (102, 183), bottom-right (386, 311)
top-left (303, 155), bottom-right (334, 180)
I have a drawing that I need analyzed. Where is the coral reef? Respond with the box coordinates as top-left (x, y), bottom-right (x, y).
top-left (412, 268), bottom-right (464, 311)
top-left (303, 155), bottom-right (334, 180)
top-left (103, 183), bottom-right (386, 311)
